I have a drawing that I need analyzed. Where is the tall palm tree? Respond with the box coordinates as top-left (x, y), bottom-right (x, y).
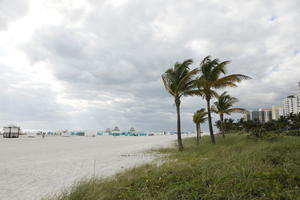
top-left (162, 59), bottom-right (197, 151)
top-left (188, 56), bottom-right (251, 144)
top-left (211, 92), bottom-right (246, 137)
top-left (193, 108), bottom-right (207, 145)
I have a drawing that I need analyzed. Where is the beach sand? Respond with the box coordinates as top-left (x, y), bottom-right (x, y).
top-left (0, 135), bottom-right (183, 200)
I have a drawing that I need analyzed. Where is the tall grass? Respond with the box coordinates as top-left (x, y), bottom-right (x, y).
top-left (45, 135), bottom-right (300, 200)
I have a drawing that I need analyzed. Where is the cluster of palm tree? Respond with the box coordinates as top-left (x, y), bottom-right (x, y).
top-left (162, 56), bottom-right (251, 151)
top-left (241, 113), bottom-right (300, 136)
top-left (211, 92), bottom-right (246, 138)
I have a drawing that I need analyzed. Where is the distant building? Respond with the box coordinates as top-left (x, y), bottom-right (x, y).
top-left (283, 95), bottom-right (298, 116)
top-left (3, 125), bottom-right (21, 138)
top-left (297, 82), bottom-right (300, 112)
top-left (112, 126), bottom-right (121, 136)
top-left (105, 128), bottom-right (112, 133)
top-left (252, 111), bottom-right (259, 121)
top-left (282, 82), bottom-right (300, 115)
top-left (243, 111), bottom-right (251, 121)
top-left (244, 109), bottom-right (272, 123)
top-left (259, 108), bottom-right (272, 122)
top-left (112, 126), bottom-right (120, 132)
top-left (272, 105), bottom-right (284, 120)
top-left (245, 82), bottom-right (300, 121)
top-left (129, 127), bottom-right (136, 132)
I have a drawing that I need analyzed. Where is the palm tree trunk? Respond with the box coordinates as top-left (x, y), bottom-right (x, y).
top-left (199, 124), bottom-right (202, 139)
top-left (175, 98), bottom-right (184, 151)
top-left (206, 98), bottom-right (216, 144)
top-left (220, 113), bottom-right (225, 138)
top-left (196, 123), bottom-right (200, 145)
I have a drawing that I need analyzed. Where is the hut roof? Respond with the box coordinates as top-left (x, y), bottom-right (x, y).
top-left (3, 125), bottom-right (20, 129)
top-left (129, 127), bottom-right (136, 132)
top-left (112, 126), bottom-right (120, 131)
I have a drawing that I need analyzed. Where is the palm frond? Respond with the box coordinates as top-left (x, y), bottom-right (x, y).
top-left (211, 105), bottom-right (218, 113)
top-left (210, 60), bottom-right (230, 80)
top-left (177, 68), bottom-right (198, 93)
top-left (193, 108), bottom-right (208, 124)
top-left (213, 74), bottom-right (251, 88)
top-left (161, 74), bottom-right (176, 96)
top-left (225, 108), bottom-right (247, 114)
top-left (184, 89), bottom-right (205, 97)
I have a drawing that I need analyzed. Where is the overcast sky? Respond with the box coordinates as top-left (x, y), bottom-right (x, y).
top-left (0, 0), bottom-right (299, 132)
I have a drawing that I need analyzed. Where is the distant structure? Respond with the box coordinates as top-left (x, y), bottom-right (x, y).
top-left (244, 82), bottom-right (300, 121)
top-left (3, 125), bottom-right (21, 138)
top-left (112, 126), bottom-right (121, 136)
top-left (105, 128), bottom-right (111, 133)
top-left (112, 126), bottom-right (120, 132)
top-left (283, 95), bottom-right (298, 116)
top-left (243, 111), bottom-right (251, 121)
top-left (129, 127), bottom-right (136, 132)
top-left (272, 105), bottom-right (284, 120)
top-left (244, 109), bottom-right (272, 123)
top-left (298, 82), bottom-right (300, 110)
top-left (259, 108), bottom-right (272, 122)
top-left (283, 82), bottom-right (300, 116)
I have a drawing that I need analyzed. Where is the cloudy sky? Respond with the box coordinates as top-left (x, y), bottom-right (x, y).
top-left (0, 0), bottom-right (299, 132)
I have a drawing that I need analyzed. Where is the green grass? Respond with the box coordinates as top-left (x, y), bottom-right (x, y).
top-left (45, 135), bottom-right (300, 200)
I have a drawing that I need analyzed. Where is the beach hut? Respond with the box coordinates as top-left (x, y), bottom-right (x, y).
top-left (3, 125), bottom-right (21, 138)
top-left (104, 128), bottom-right (112, 135)
top-left (61, 130), bottom-right (71, 137)
top-left (138, 132), bottom-right (147, 136)
top-left (97, 131), bottom-right (104, 136)
top-left (112, 126), bottom-right (121, 136)
top-left (70, 131), bottom-right (85, 136)
top-left (129, 127), bottom-right (136, 132)
top-left (128, 127), bottom-right (138, 136)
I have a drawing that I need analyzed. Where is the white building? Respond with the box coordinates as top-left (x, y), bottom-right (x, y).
top-left (272, 105), bottom-right (284, 120)
top-left (283, 95), bottom-right (298, 116)
top-left (297, 82), bottom-right (300, 112)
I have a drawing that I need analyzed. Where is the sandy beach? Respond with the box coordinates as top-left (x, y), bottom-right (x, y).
top-left (0, 135), bottom-right (182, 200)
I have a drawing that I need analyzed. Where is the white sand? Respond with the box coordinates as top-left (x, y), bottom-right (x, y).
top-left (0, 135), bottom-right (184, 200)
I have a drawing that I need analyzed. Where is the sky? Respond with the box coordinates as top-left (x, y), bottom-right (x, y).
top-left (0, 0), bottom-right (299, 132)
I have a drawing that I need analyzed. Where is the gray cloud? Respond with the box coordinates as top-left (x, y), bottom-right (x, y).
top-left (0, 0), bottom-right (29, 29)
top-left (1, 0), bottom-right (300, 132)
top-left (0, 64), bottom-right (73, 130)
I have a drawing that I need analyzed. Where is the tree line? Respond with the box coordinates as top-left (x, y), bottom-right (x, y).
top-left (216, 113), bottom-right (300, 138)
top-left (162, 56), bottom-right (251, 151)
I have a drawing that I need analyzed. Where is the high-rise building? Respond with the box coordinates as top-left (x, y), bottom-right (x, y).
top-left (243, 111), bottom-right (251, 121)
top-left (297, 82), bottom-right (300, 112)
top-left (272, 105), bottom-right (284, 120)
top-left (283, 95), bottom-right (298, 116)
top-left (259, 108), bottom-right (272, 122)
top-left (252, 111), bottom-right (259, 121)
top-left (243, 109), bottom-right (272, 123)
top-left (245, 82), bottom-right (300, 121)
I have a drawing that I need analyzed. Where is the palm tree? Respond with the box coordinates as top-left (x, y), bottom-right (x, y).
top-left (193, 108), bottom-right (207, 145)
top-left (162, 59), bottom-right (197, 151)
top-left (189, 56), bottom-right (251, 144)
top-left (211, 92), bottom-right (246, 137)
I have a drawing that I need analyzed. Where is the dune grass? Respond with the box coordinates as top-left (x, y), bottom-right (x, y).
top-left (45, 134), bottom-right (300, 200)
